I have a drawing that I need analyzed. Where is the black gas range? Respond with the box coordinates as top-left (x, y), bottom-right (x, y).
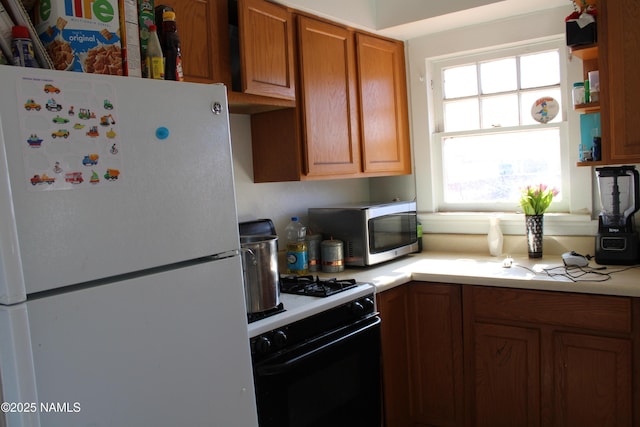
top-left (248, 275), bottom-right (381, 427)
top-left (240, 219), bottom-right (382, 426)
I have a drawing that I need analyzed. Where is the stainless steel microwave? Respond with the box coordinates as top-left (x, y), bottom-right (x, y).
top-left (308, 201), bottom-right (419, 266)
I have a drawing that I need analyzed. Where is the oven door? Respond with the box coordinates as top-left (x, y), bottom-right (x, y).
top-left (253, 316), bottom-right (382, 427)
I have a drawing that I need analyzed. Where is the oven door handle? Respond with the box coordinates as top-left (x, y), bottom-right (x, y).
top-left (256, 317), bottom-right (380, 376)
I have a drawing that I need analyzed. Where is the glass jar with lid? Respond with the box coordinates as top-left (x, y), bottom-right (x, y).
top-left (572, 81), bottom-right (585, 106)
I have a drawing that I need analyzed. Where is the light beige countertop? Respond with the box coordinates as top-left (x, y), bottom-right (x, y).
top-left (315, 252), bottom-right (640, 298)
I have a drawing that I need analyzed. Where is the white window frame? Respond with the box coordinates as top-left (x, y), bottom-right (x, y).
top-left (417, 38), bottom-right (596, 236)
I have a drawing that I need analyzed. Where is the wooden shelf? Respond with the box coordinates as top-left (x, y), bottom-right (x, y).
top-left (570, 44), bottom-right (598, 60)
top-left (577, 160), bottom-right (605, 167)
top-left (228, 91), bottom-right (295, 115)
top-left (574, 101), bottom-right (600, 113)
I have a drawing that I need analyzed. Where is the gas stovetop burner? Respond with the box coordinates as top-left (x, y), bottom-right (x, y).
top-left (247, 303), bottom-right (285, 324)
top-left (280, 275), bottom-right (357, 297)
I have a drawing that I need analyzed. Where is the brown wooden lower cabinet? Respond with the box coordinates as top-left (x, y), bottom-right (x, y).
top-left (470, 322), bottom-right (541, 427)
top-left (553, 332), bottom-right (632, 426)
top-left (378, 282), bottom-right (464, 427)
top-left (377, 282), bottom-right (640, 427)
top-left (377, 285), bottom-right (412, 426)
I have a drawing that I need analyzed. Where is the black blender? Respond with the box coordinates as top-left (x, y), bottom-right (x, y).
top-left (595, 166), bottom-right (640, 265)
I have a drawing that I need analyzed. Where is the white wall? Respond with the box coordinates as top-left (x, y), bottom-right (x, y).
top-left (274, 0), bottom-right (502, 30)
top-left (230, 114), bottom-right (371, 235)
top-left (274, 0), bottom-right (377, 29)
top-left (375, 0), bottom-right (501, 29)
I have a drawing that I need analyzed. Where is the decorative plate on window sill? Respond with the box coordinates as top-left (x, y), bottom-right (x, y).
top-left (531, 97), bottom-right (559, 123)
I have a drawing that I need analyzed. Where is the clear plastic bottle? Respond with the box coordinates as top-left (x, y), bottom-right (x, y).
top-left (584, 79), bottom-right (590, 104)
top-left (162, 11), bottom-right (184, 81)
top-left (145, 24), bottom-right (164, 80)
top-left (285, 217), bottom-right (308, 275)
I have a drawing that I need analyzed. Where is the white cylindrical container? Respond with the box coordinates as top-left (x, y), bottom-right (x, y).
top-left (487, 216), bottom-right (503, 257)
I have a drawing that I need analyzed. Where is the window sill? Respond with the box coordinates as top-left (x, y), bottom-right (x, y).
top-left (420, 212), bottom-right (598, 236)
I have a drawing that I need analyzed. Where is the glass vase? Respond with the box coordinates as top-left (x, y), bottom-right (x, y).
top-left (525, 214), bottom-right (544, 258)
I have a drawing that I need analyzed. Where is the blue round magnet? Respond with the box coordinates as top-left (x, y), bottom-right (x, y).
top-left (156, 127), bottom-right (169, 140)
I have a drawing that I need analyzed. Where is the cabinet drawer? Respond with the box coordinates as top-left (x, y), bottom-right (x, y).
top-left (469, 286), bottom-right (631, 334)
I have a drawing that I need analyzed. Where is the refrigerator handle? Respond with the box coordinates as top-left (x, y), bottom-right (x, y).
top-left (211, 250), bottom-right (240, 261)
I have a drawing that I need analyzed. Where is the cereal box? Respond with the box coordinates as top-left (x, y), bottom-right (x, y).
top-left (34, 0), bottom-right (123, 74)
top-left (119, 0), bottom-right (142, 76)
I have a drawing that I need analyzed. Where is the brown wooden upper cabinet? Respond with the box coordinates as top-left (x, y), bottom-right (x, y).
top-left (296, 16), bottom-right (361, 178)
top-left (161, 0), bottom-right (410, 180)
top-left (159, 0), bottom-right (295, 113)
top-left (251, 14), bottom-right (411, 182)
top-left (160, 0), bottom-right (225, 84)
top-left (574, 0), bottom-right (640, 165)
top-left (598, 0), bottom-right (640, 164)
top-left (356, 33), bottom-right (411, 175)
top-left (238, 0), bottom-right (296, 100)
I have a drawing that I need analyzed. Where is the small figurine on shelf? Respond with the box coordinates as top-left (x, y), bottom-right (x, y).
top-left (565, 1), bottom-right (598, 47)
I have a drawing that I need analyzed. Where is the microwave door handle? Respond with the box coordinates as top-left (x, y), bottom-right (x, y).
top-left (256, 317), bottom-right (380, 376)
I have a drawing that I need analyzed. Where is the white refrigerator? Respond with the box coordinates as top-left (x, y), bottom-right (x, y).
top-left (0, 65), bottom-right (258, 426)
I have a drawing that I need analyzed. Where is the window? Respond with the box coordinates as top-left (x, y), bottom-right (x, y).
top-left (431, 41), bottom-right (569, 213)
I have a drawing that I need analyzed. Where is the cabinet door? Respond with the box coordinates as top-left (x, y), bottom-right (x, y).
top-left (600, 0), bottom-right (640, 163)
top-left (377, 286), bottom-right (412, 427)
top-left (356, 34), bottom-right (411, 175)
top-left (297, 16), bottom-right (361, 177)
top-left (553, 332), bottom-right (632, 427)
top-left (470, 322), bottom-right (541, 427)
top-left (409, 283), bottom-right (464, 427)
top-left (165, 0), bottom-right (228, 84)
top-left (238, 0), bottom-right (295, 100)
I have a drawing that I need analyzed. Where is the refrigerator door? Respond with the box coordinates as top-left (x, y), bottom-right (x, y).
top-left (5, 256), bottom-right (257, 427)
top-left (0, 66), bottom-right (240, 298)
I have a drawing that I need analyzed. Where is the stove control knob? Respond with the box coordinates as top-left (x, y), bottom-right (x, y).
top-left (350, 301), bottom-right (365, 315)
top-left (362, 297), bottom-right (375, 311)
top-left (272, 330), bottom-right (288, 348)
top-left (254, 336), bottom-right (272, 355)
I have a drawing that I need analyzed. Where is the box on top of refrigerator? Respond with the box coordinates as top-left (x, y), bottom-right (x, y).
top-left (34, 0), bottom-right (123, 74)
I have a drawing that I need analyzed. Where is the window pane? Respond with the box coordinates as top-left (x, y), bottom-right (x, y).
top-left (520, 51), bottom-right (560, 88)
top-left (481, 94), bottom-right (519, 128)
top-left (520, 88), bottom-right (562, 125)
top-left (480, 58), bottom-right (517, 94)
top-left (442, 129), bottom-right (562, 205)
top-left (443, 64), bottom-right (478, 98)
top-left (444, 99), bottom-right (480, 132)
